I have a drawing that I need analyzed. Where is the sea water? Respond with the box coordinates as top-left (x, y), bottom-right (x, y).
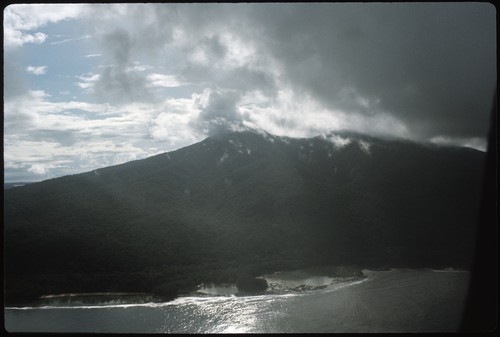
top-left (4, 269), bottom-right (470, 333)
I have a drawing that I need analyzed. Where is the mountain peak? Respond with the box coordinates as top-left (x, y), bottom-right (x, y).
top-left (4, 124), bottom-right (486, 304)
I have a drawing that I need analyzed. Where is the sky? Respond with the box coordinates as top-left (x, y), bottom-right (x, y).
top-left (3, 3), bottom-right (496, 182)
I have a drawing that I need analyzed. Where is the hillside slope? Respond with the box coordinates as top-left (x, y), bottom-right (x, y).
top-left (4, 130), bottom-right (485, 303)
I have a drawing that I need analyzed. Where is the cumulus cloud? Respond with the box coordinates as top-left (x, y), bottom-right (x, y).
top-left (4, 3), bottom-right (495, 182)
top-left (5, 31), bottom-right (47, 48)
top-left (193, 87), bottom-right (243, 136)
top-left (3, 4), bottom-right (88, 49)
top-left (148, 96), bottom-right (201, 143)
top-left (28, 163), bottom-right (53, 175)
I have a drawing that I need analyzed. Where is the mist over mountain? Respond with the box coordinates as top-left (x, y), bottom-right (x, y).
top-left (4, 130), bottom-right (485, 303)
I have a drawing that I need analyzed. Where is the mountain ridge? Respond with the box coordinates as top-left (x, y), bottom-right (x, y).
top-left (4, 130), bottom-right (486, 304)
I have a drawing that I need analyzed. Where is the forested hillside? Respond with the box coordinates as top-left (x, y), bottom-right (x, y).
top-left (4, 130), bottom-right (485, 304)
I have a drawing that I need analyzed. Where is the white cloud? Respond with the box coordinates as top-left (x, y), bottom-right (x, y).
top-left (28, 163), bottom-right (53, 175)
top-left (150, 112), bottom-right (200, 143)
top-left (4, 138), bottom-right (61, 163)
top-left (149, 96), bottom-right (202, 143)
top-left (219, 31), bottom-right (259, 69)
top-left (147, 73), bottom-right (185, 88)
top-left (84, 53), bottom-right (102, 58)
top-left (5, 136), bottom-right (156, 181)
top-left (3, 87), bottom-right (206, 181)
top-left (76, 73), bottom-right (101, 91)
top-left (358, 140), bottom-right (372, 154)
top-left (430, 136), bottom-right (487, 152)
top-left (321, 134), bottom-right (352, 149)
top-left (240, 88), bottom-right (343, 138)
top-left (4, 31), bottom-right (47, 48)
top-left (26, 65), bottom-right (47, 75)
top-left (5, 4), bottom-right (87, 30)
top-left (4, 90), bottom-right (117, 125)
top-left (3, 4), bottom-right (88, 49)
top-left (128, 62), bottom-right (153, 72)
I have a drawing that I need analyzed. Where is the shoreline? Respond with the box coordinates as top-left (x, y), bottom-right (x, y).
top-left (5, 267), bottom-right (469, 308)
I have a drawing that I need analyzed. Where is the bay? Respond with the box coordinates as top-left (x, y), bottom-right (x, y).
top-left (4, 269), bottom-right (470, 333)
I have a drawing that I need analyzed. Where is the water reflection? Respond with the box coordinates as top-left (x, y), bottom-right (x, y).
top-left (157, 294), bottom-right (296, 333)
top-left (6, 270), bottom-right (468, 333)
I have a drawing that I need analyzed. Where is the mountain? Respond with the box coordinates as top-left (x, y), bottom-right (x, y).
top-left (4, 130), bottom-right (486, 304)
top-left (4, 182), bottom-right (33, 190)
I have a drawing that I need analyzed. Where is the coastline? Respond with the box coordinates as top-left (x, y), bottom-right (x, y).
top-left (5, 268), bottom-right (470, 333)
top-left (5, 266), bottom-right (468, 309)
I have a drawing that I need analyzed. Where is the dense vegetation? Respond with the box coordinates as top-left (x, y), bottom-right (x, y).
top-left (4, 130), bottom-right (485, 304)
top-left (236, 277), bottom-right (268, 294)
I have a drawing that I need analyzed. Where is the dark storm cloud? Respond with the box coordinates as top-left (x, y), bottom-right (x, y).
top-left (198, 35), bottom-right (227, 60)
top-left (245, 3), bottom-right (496, 141)
top-left (180, 62), bottom-right (276, 96)
top-left (93, 28), bottom-right (154, 104)
top-left (104, 28), bottom-right (132, 67)
top-left (88, 3), bottom-right (495, 142)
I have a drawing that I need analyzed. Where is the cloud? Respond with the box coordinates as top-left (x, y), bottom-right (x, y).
top-left (146, 73), bottom-right (186, 88)
top-left (5, 31), bottom-right (47, 48)
top-left (50, 34), bottom-right (91, 45)
top-left (5, 136), bottom-right (156, 181)
top-left (4, 3), bottom-right (495, 183)
top-left (3, 4), bottom-right (88, 49)
top-left (244, 3), bottom-right (496, 141)
top-left (240, 87), bottom-right (409, 140)
top-left (430, 136), bottom-right (487, 152)
top-left (26, 65), bottom-right (47, 75)
top-left (148, 96), bottom-right (202, 144)
top-left (177, 30), bottom-right (278, 95)
top-left (321, 134), bottom-right (352, 149)
top-left (76, 73), bottom-right (101, 91)
top-left (3, 4), bottom-right (89, 100)
top-left (3, 87), bottom-right (205, 181)
top-left (149, 112), bottom-right (200, 144)
top-left (28, 163), bottom-right (54, 175)
top-left (4, 50), bottom-right (29, 99)
top-left (92, 3), bottom-right (494, 143)
top-left (87, 28), bottom-right (156, 104)
top-left (192, 87), bottom-right (244, 136)
top-left (128, 62), bottom-right (153, 72)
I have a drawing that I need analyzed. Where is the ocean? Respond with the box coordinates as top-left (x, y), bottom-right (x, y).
top-left (4, 269), bottom-right (469, 333)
